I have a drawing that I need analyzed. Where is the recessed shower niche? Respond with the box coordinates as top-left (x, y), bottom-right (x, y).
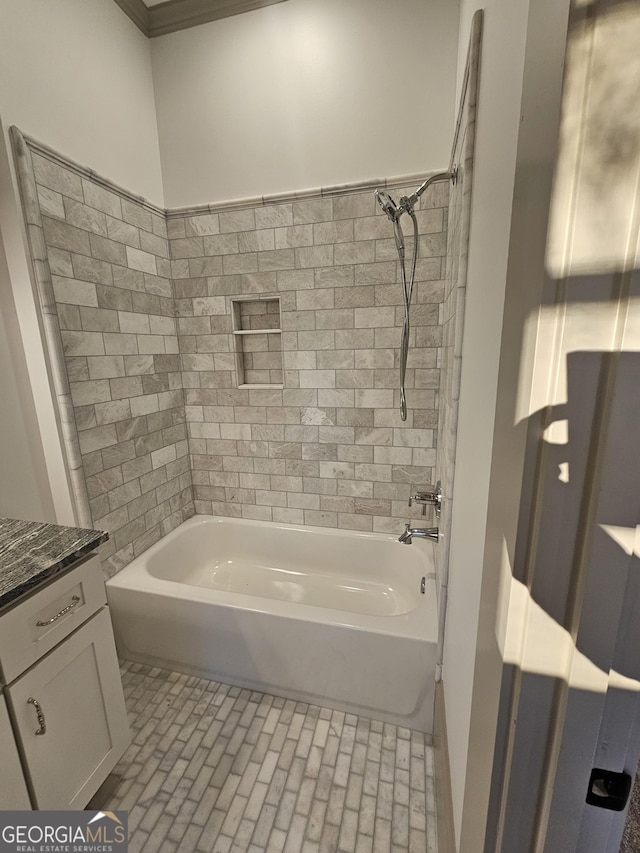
top-left (231, 296), bottom-right (283, 388)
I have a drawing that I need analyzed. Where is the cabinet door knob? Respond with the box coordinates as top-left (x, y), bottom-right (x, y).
top-left (27, 697), bottom-right (47, 735)
top-left (36, 594), bottom-right (80, 627)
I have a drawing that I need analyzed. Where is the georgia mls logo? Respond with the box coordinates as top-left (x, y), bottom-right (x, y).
top-left (86, 811), bottom-right (126, 843)
top-left (0, 810), bottom-right (128, 852)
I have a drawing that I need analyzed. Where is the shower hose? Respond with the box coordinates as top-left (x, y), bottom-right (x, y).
top-left (393, 210), bottom-right (419, 422)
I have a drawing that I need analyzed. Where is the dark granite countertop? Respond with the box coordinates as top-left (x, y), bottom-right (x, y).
top-left (0, 518), bottom-right (108, 611)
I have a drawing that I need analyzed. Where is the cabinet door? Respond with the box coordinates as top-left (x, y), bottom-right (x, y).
top-left (0, 693), bottom-right (31, 808)
top-left (7, 607), bottom-right (130, 809)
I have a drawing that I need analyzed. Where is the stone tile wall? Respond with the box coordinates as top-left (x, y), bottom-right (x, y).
top-left (28, 148), bottom-right (194, 576)
top-left (19, 133), bottom-right (451, 571)
top-left (169, 184), bottom-right (448, 534)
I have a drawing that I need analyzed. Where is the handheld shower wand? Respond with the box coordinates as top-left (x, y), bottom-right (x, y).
top-left (375, 190), bottom-right (399, 221)
top-left (375, 191), bottom-right (406, 259)
top-left (375, 171), bottom-right (455, 421)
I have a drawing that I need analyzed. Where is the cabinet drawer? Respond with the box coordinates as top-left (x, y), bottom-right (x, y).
top-left (0, 555), bottom-right (106, 683)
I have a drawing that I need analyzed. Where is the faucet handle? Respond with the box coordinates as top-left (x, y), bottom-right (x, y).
top-left (408, 495), bottom-right (427, 516)
top-left (409, 481), bottom-right (442, 519)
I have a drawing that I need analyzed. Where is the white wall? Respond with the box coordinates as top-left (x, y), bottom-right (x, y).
top-left (0, 119), bottom-right (77, 524)
top-left (0, 231), bottom-right (52, 522)
top-left (0, 0), bottom-right (165, 523)
top-left (444, 0), bottom-right (571, 849)
top-left (443, 0), bottom-right (530, 845)
top-left (0, 0), bottom-right (164, 206)
top-left (151, 0), bottom-right (460, 207)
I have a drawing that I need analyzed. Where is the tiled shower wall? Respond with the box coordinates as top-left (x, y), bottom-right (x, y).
top-left (25, 145), bottom-right (194, 576)
top-left (19, 133), bottom-right (449, 572)
top-left (169, 188), bottom-right (448, 532)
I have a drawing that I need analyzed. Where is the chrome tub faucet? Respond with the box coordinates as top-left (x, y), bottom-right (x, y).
top-left (398, 524), bottom-right (439, 544)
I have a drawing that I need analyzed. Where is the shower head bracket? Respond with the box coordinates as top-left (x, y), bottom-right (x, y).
top-left (375, 168), bottom-right (455, 223)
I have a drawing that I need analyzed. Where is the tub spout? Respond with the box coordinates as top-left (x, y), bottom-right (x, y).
top-left (398, 523), bottom-right (439, 544)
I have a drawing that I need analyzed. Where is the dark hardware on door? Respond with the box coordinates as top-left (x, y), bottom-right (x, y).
top-left (586, 768), bottom-right (632, 811)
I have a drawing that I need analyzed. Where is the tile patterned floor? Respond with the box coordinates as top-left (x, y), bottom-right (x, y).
top-left (93, 661), bottom-right (437, 852)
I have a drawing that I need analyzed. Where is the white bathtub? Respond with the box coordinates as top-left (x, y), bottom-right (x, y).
top-left (106, 515), bottom-right (438, 732)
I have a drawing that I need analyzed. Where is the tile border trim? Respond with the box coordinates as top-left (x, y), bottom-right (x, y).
top-left (18, 130), bottom-right (443, 220)
top-left (10, 126), bottom-right (93, 528)
top-left (166, 171), bottom-right (445, 219)
top-left (19, 133), bottom-right (166, 218)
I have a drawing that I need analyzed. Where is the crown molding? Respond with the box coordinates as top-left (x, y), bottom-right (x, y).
top-left (113, 0), bottom-right (288, 37)
top-left (149, 0), bottom-right (288, 36)
top-left (112, 0), bottom-right (149, 35)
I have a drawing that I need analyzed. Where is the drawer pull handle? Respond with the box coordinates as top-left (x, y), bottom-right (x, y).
top-left (36, 594), bottom-right (80, 627)
top-left (27, 697), bottom-right (46, 735)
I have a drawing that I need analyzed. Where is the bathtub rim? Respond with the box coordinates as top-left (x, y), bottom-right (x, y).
top-left (106, 514), bottom-right (438, 643)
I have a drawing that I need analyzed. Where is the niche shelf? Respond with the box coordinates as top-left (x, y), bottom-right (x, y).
top-left (231, 296), bottom-right (283, 389)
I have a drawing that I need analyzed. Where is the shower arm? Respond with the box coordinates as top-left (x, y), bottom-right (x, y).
top-left (398, 170), bottom-right (455, 214)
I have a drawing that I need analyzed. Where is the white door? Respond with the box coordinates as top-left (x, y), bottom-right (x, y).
top-left (493, 334), bottom-right (640, 852)
top-left (489, 0), bottom-right (640, 848)
top-left (540, 345), bottom-right (640, 851)
top-left (7, 607), bottom-right (130, 809)
top-left (537, 0), bottom-right (640, 842)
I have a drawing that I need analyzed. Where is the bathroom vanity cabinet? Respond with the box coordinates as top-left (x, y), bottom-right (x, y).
top-left (0, 691), bottom-right (30, 808)
top-left (0, 519), bottom-right (130, 810)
